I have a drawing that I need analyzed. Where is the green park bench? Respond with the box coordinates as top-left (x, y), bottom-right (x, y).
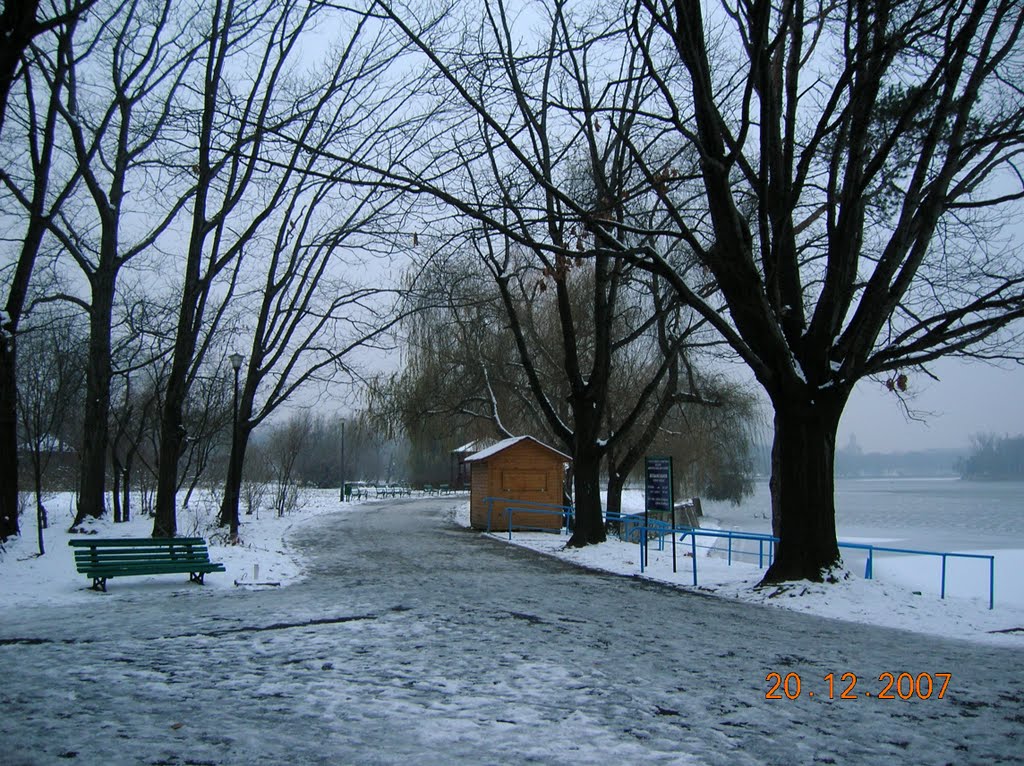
top-left (69, 537), bottom-right (225, 592)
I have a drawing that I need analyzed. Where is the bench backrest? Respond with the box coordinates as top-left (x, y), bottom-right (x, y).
top-left (69, 538), bottom-right (215, 567)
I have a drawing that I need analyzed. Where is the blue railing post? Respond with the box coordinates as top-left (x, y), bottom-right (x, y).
top-left (727, 533), bottom-right (733, 566)
top-left (989, 557), bottom-right (994, 610)
top-left (690, 533), bottom-right (697, 585)
top-left (940, 554), bottom-right (947, 600)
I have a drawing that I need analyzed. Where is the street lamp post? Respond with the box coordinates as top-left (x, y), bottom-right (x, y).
top-left (339, 419), bottom-right (345, 503)
top-left (227, 353), bottom-right (244, 539)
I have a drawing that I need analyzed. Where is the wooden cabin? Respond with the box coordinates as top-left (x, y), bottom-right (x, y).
top-left (450, 439), bottom-right (493, 490)
top-left (466, 436), bottom-right (571, 531)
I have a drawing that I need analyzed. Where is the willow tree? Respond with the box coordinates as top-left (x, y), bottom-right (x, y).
top-left (386, 235), bottom-right (717, 544)
top-left (366, 0), bottom-right (730, 545)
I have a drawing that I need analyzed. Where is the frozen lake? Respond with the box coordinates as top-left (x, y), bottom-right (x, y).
top-left (699, 477), bottom-right (1024, 549)
top-left (695, 478), bottom-right (1024, 605)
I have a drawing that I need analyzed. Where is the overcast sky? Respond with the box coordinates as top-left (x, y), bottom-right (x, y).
top-left (835, 358), bottom-right (1024, 453)
top-left (714, 354), bottom-right (1024, 454)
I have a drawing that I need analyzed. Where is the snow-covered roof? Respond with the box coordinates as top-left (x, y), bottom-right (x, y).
top-left (464, 435), bottom-right (571, 463)
top-left (452, 439), bottom-right (491, 455)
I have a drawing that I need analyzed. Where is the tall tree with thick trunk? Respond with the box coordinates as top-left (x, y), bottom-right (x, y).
top-left (0, 1), bottom-right (88, 540)
top-left (373, 0), bottom-right (1023, 577)
top-left (36, 0), bottom-right (198, 527)
top-left (152, 0), bottom-right (330, 538)
top-left (624, 0), bottom-right (1024, 581)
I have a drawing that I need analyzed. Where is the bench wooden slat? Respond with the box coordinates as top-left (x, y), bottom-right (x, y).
top-left (82, 564), bottom-right (225, 576)
top-left (74, 559), bottom-right (217, 570)
top-left (69, 537), bottom-right (207, 547)
top-left (75, 548), bottom-right (214, 561)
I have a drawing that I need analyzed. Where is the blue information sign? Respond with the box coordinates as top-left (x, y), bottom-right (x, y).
top-left (645, 456), bottom-right (673, 513)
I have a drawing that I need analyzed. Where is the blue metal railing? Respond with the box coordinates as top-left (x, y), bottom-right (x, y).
top-left (485, 501), bottom-right (997, 609)
top-left (632, 525), bottom-right (995, 609)
top-left (606, 511), bottom-right (673, 548)
top-left (483, 497), bottom-right (574, 534)
top-left (837, 541), bottom-right (995, 609)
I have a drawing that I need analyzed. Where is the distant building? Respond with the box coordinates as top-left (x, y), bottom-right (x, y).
top-left (18, 435), bottom-right (78, 489)
top-left (450, 439), bottom-right (494, 490)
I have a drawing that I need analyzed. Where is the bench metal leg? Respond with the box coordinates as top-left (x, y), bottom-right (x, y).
top-left (91, 577), bottom-right (107, 592)
top-left (190, 572), bottom-right (206, 585)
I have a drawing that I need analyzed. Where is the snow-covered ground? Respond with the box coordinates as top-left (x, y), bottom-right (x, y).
top-left (473, 491), bottom-right (1024, 650)
top-left (2, 489), bottom-right (1022, 765)
top-left (2, 486), bottom-right (1021, 647)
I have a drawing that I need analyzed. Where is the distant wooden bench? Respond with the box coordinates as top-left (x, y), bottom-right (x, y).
top-left (69, 537), bottom-right (225, 592)
top-left (345, 483), bottom-right (369, 500)
top-left (375, 484), bottom-right (411, 498)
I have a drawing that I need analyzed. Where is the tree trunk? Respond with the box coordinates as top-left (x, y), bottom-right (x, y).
top-left (760, 393), bottom-right (847, 584)
top-left (566, 443), bottom-right (606, 547)
top-left (110, 457), bottom-right (121, 523)
top-left (217, 425), bottom-right (250, 542)
top-left (605, 464), bottom-right (626, 533)
top-left (121, 466), bottom-right (130, 523)
top-left (32, 450), bottom-right (45, 555)
top-left (73, 272), bottom-right (116, 528)
top-left (152, 301), bottom-right (201, 538)
top-left (0, 338), bottom-right (18, 540)
top-left (151, 410), bottom-right (182, 536)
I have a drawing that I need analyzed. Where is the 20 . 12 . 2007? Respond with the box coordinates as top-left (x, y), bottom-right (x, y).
top-left (765, 671), bottom-right (952, 700)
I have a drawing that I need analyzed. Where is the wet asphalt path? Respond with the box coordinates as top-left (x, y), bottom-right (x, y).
top-left (1, 498), bottom-right (1020, 765)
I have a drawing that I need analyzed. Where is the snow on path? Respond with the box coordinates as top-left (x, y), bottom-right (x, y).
top-left (1, 499), bottom-right (1021, 765)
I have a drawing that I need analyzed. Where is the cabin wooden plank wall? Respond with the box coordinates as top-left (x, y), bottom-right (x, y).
top-left (467, 438), bottom-right (570, 531)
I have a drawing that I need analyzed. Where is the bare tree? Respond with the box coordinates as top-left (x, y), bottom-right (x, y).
top-left (372, 0), bottom-right (1024, 579)
top-left (101, 292), bottom-right (173, 523)
top-left (152, 0), bottom-right (339, 537)
top-left (622, 0), bottom-right (1024, 581)
top-left (195, 7), bottom-right (419, 540)
top-left (35, 0), bottom-right (200, 527)
top-left (0, 3), bottom-right (82, 541)
top-left (15, 305), bottom-right (86, 553)
top-left (214, 172), bottom-right (411, 539)
top-left (265, 411), bottom-right (313, 517)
